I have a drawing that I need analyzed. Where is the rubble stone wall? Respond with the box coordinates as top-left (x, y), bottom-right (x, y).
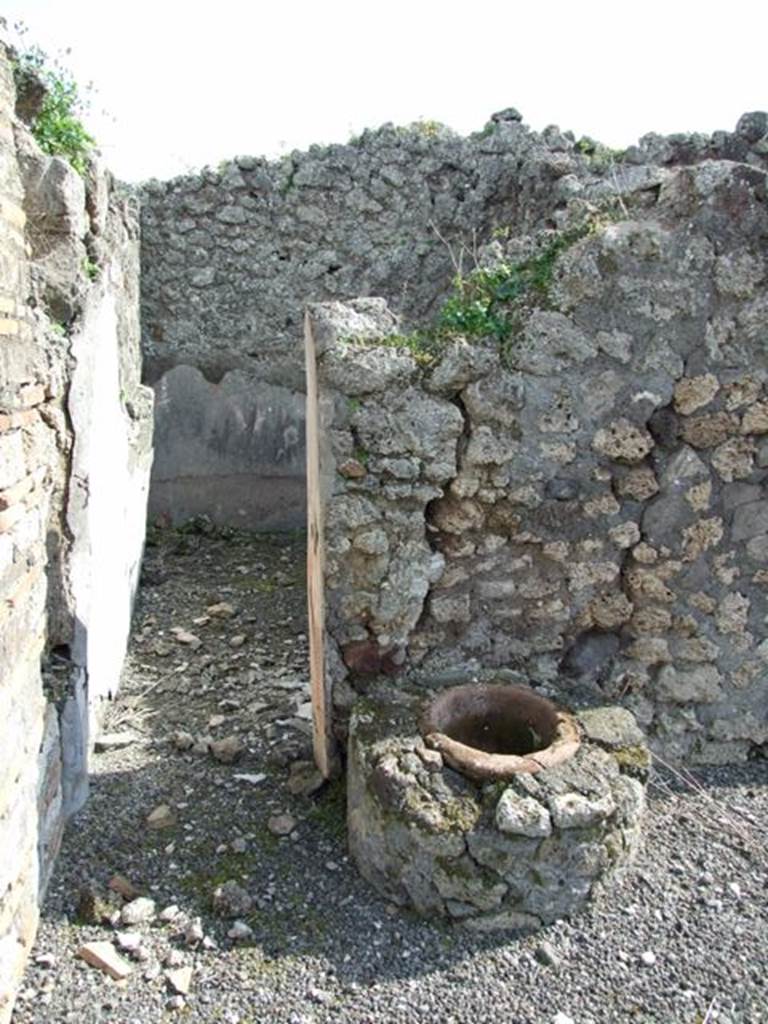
top-left (0, 39), bottom-right (152, 1023)
top-left (308, 152), bottom-right (768, 767)
top-left (140, 111), bottom-right (768, 528)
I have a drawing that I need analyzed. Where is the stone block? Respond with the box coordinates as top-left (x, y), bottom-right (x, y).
top-left (593, 419), bottom-right (654, 464)
top-left (430, 497), bottom-right (484, 534)
top-left (711, 437), bottom-right (756, 481)
top-left (746, 535), bottom-right (768, 561)
top-left (656, 665), bottom-right (723, 703)
top-left (20, 154), bottom-right (87, 239)
top-left (512, 311), bottom-right (597, 375)
top-left (496, 790), bottom-right (552, 837)
top-left (731, 500), bottom-right (768, 542)
top-left (741, 400), bottom-right (768, 435)
top-left (549, 791), bottom-right (616, 828)
top-left (681, 412), bottom-right (739, 448)
top-left (615, 466), bottom-right (659, 501)
top-left (673, 374), bottom-right (720, 415)
top-left (576, 707), bottom-right (646, 749)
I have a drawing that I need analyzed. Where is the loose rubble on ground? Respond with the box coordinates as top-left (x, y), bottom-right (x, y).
top-left (11, 525), bottom-right (768, 1024)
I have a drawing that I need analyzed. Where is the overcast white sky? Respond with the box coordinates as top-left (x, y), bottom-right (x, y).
top-left (6, 1), bottom-right (767, 182)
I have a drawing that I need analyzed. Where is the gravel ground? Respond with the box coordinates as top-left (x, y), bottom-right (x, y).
top-left (11, 525), bottom-right (768, 1024)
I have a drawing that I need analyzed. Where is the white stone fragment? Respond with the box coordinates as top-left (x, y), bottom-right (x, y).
top-left (78, 941), bottom-right (133, 980)
top-left (495, 790), bottom-right (552, 837)
top-left (165, 966), bottom-right (193, 995)
top-left (548, 791), bottom-right (615, 829)
top-left (184, 917), bottom-right (204, 946)
top-left (115, 931), bottom-right (143, 952)
top-left (228, 920), bottom-right (254, 941)
top-left (146, 803), bottom-right (176, 829)
top-left (94, 731), bottom-right (137, 751)
top-left (120, 896), bottom-right (156, 926)
top-left (165, 948), bottom-right (185, 968)
top-left (233, 772), bottom-right (267, 785)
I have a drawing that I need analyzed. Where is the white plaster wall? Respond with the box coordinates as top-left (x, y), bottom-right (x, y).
top-left (67, 275), bottom-right (153, 785)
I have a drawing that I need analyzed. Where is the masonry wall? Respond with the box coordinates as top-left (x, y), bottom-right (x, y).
top-left (139, 119), bottom-right (533, 527)
top-left (0, 39), bottom-right (152, 1023)
top-left (307, 152), bottom-right (768, 767)
top-left (140, 111), bottom-right (768, 529)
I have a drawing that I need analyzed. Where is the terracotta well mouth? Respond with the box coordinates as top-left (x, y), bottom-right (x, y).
top-left (420, 683), bottom-right (581, 781)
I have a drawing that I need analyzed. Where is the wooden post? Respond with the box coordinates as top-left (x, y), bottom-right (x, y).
top-left (304, 312), bottom-right (336, 778)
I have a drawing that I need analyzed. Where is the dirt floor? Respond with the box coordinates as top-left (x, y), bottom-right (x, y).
top-left (10, 522), bottom-right (768, 1024)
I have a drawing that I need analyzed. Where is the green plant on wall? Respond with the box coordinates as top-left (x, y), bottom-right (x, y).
top-left (575, 135), bottom-right (627, 168)
top-left (346, 329), bottom-right (440, 365)
top-left (437, 228), bottom-right (578, 342)
top-left (82, 256), bottom-right (99, 281)
top-left (406, 119), bottom-right (447, 139)
top-left (435, 203), bottom-right (626, 348)
top-left (343, 202), bottom-right (624, 366)
top-left (11, 39), bottom-right (95, 176)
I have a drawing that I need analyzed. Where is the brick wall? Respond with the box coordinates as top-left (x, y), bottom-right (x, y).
top-left (0, 36), bottom-right (153, 1022)
top-left (0, 42), bottom-right (49, 1015)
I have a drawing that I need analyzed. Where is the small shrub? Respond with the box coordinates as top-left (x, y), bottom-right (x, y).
top-left (407, 119), bottom-right (447, 139)
top-left (343, 203), bottom-right (625, 367)
top-left (436, 201), bottom-right (628, 349)
top-left (575, 136), bottom-right (626, 167)
top-left (353, 446), bottom-right (369, 468)
top-left (11, 42), bottom-right (95, 175)
top-left (436, 222), bottom-right (594, 343)
top-left (49, 320), bottom-right (68, 338)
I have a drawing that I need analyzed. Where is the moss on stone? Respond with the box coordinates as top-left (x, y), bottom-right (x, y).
top-left (612, 744), bottom-right (652, 777)
top-left (435, 795), bottom-right (482, 833)
top-left (603, 831), bottom-right (625, 865)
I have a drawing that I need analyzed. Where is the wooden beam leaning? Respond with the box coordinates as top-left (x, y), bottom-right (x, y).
top-left (304, 311), bottom-right (337, 778)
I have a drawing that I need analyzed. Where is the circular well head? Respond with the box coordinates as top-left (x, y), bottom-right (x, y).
top-left (420, 683), bottom-right (580, 780)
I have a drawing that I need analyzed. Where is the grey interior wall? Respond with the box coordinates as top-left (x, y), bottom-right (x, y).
top-left (151, 366), bottom-right (305, 529)
top-left (139, 112), bottom-right (768, 530)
